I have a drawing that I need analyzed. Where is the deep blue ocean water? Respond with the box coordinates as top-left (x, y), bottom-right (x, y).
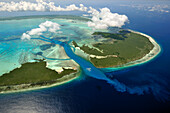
top-left (0, 1), bottom-right (170, 113)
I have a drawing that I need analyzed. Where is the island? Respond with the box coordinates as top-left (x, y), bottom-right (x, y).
top-left (72, 29), bottom-right (160, 68)
top-left (0, 29), bottom-right (161, 93)
top-left (0, 61), bottom-right (78, 93)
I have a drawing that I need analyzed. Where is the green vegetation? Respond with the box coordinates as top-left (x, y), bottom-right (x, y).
top-left (92, 32), bottom-right (126, 40)
top-left (76, 30), bottom-right (154, 67)
top-left (91, 57), bottom-right (127, 67)
top-left (80, 45), bottom-right (103, 55)
top-left (0, 61), bottom-right (77, 86)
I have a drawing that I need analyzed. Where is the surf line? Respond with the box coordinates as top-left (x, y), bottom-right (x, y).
top-left (0, 36), bottom-right (157, 98)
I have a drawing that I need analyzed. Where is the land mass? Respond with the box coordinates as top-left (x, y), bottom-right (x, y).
top-left (0, 29), bottom-right (160, 93)
top-left (0, 61), bottom-right (78, 93)
top-left (73, 30), bottom-right (155, 68)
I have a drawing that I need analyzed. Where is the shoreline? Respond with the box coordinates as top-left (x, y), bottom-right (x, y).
top-left (0, 71), bottom-right (80, 94)
top-left (101, 29), bottom-right (161, 71)
top-left (0, 30), bottom-right (161, 94)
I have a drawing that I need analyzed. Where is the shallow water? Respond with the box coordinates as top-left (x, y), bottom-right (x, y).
top-left (0, 1), bottom-right (170, 113)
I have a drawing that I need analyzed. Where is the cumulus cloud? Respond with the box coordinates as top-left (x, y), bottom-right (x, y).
top-left (87, 7), bottom-right (129, 29)
top-left (1, 0), bottom-right (129, 30)
top-left (21, 33), bottom-right (31, 40)
top-left (0, 0), bottom-right (87, 12)
top-left (21, 21), bottom-right (60, 40)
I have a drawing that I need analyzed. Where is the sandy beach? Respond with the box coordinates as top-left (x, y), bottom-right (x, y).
top-left (0, 30), bottom-right (161, 94)
top-left (0, 71), bottom-right (80, 94)
top-left (121, 30), bottom-right (161, 67)
top-left (98, 30), bottom-right (161, 71)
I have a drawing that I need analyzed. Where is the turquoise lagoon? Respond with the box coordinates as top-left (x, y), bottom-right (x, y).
top-left (0, 12), bottom-right (169, 113)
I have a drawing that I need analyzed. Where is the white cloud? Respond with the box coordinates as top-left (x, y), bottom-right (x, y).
top-left (21, 33), bottom-right (31, 40)
top-left (21, 21), bottom-right (60, 40)
top-left (120, 4), bottom-right (170, 13)
top-left (87, 7), bottom-right (129, 29)
top-left (148, 5), bottom-right (169, 13)
top-left (1, 1), bottom-right (129, 30)
top-left (0, 0), bottom-right (87, 12)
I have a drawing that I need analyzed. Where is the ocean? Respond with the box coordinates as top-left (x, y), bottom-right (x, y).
top-left (0, 1), bottom-right (170, 113)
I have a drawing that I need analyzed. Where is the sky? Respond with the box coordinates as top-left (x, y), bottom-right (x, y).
top-left (0, 0), bottom-right (169, 11)
top-left (0, 0), bottom-right (169, 13)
